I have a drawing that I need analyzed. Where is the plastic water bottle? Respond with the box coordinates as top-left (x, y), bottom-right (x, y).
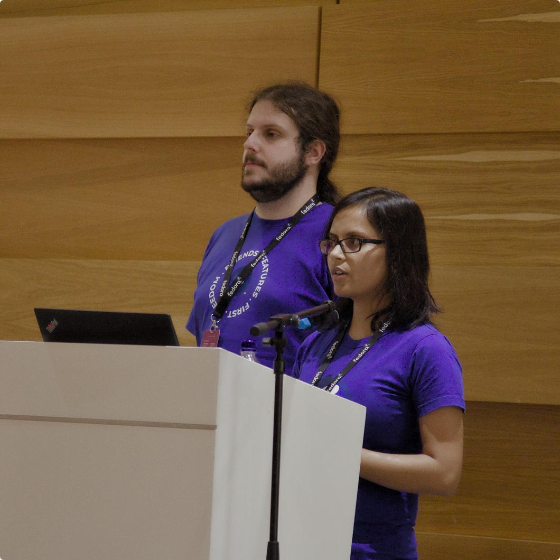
top-left (240, 339), bottom-right (259, 363)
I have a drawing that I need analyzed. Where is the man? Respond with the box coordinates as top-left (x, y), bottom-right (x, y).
top-left (187, 82), bottom-right (341, 371)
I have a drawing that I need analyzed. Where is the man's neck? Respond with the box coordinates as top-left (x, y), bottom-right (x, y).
top-left (254, 178), bottom-right (319, 220)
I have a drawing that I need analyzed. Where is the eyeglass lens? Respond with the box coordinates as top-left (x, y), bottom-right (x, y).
top-left (320, 238), bottom-right (362, 254)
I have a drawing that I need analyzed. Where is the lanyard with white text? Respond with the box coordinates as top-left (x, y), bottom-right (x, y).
top-left (311, 320), bottom-right (391, 392)
top-left (211, 195), bottom-right (318, 323)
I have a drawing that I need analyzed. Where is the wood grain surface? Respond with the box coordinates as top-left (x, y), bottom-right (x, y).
top-left (418, 402), bottom-right (560, 544)
top-left (1, 2), bottom-right (558, 556)
top-left (0, 0), bottom-right (329, 18)
top-left (0, 138), bottom-right (247, 260)
top-left (417, 532), bottom-right (560, 560)
top-left (0, 8), bottom-right (319, 138)
top-left (333, 133), bottom-right (560, 267)
top-left (432, 265), bottom-right (559, 405)
top-left (2, 132), bottom-right (559, 403)
top-left (331, 132), bottom-right (560, 405)
top-left (0, 258), bottom-right (197, 347)
top-left (321, 0), bottom-right (560, 134)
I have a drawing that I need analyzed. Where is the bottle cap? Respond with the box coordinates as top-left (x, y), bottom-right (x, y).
top-left (241, 339), bottom-right (257, 351)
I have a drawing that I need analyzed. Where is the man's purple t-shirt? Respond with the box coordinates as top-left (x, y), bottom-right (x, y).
top-left (291, 323), bottom-right (465, 559)
top-left (187, 204), bottom-right (334, 371)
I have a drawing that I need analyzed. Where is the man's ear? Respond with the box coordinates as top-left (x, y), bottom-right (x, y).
top-left (304, 140), bottom-right (326, 167)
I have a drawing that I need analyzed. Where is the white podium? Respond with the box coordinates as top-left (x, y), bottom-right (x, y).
top-left (0, 341), bottom-right (365, 560)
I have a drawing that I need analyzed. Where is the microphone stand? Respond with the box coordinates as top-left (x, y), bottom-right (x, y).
top-left (251, 314), bottom-right (293, 560)
top-left (250, 301), bottom-right (335, 560)
top-left (265, 323), bottom-right (286, 560)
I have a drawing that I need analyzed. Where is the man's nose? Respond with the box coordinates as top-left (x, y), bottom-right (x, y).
top-left (244, 131), bottom-right (259, 152)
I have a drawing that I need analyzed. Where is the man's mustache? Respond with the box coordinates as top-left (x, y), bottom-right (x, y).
top-left (244, 155), bottom-right (266, 168)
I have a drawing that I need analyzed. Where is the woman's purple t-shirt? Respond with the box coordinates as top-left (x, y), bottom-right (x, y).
top-left (292, 323), bottom-right (465, 559)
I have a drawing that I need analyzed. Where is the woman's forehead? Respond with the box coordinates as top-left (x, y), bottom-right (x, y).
top-left (330, 205), bottom-right (379, 236)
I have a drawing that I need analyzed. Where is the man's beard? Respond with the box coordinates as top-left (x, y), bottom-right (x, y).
top-left (241, 151), bottom-right (308, 204)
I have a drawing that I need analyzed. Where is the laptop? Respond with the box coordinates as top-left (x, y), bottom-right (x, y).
top-left (34, 308), bottom-right (180, 346)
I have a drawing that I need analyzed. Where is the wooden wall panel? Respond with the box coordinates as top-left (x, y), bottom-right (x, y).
top-left (332, 132), bottom-right (560, 404)
top-left (0, 137), bottom-right (249, 346)
top-left (416, 533), bottom-right (560, 560)
top-left (333, 133), bottom-right (560, 267)
top-left (1, 2), bottom-right (558, 556)
top-left (0, 258), bottom-right (197, 347)
top-left (418, 402), bottom-right (560, 543)
top-left (320, 1), bottom-right (560, 134)
top-left (0, 0), bottom-right (330, 18)
top-left (2, 130), bottom-right (558, 402)
top-left (432, 266), bottom-right (559, 405)
top-left (0, 138), bottom-right (250, 261)
top-left (0, 7), bottom-right (319, 138)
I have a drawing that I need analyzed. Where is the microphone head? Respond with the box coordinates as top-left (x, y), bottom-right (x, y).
top-left (297, 318), bottom-right (313, 330)
top-left (297, 309), bottom-right (339, 331)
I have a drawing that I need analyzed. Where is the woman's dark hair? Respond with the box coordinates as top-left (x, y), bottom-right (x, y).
top-left (326, 187), bottom-right (440, 330)
top-left (249, 82), bottom-right (341, 206)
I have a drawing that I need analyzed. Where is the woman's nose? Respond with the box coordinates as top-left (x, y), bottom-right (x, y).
top-left (328, 243), bottom-right (345, 259)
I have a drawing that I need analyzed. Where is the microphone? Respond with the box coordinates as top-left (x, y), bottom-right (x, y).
top-left (296, 312), bottom-right (338, 331)
top-left (250, 301), bottom-right (338, 337)
top-left (296, 301), bottom-right (339, 331)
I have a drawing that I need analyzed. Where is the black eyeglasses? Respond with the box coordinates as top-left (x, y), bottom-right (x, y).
top-left (318, 237), bottom-right (386, 255)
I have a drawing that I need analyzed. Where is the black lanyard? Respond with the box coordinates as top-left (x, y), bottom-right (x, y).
top-left (311, 320), bottom-right (391, 392)
top-left (212, 196), bottom-right (318, 321)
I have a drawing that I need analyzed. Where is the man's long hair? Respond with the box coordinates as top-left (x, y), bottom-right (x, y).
top-left (249, 82), bottom-right (342, 206)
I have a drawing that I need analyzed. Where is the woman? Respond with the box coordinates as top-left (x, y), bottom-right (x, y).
top-left (291, 187), bottom-right (464, 559)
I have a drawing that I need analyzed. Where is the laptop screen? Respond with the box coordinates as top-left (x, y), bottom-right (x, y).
top-left (34, 308), bottom-right (180, 346)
